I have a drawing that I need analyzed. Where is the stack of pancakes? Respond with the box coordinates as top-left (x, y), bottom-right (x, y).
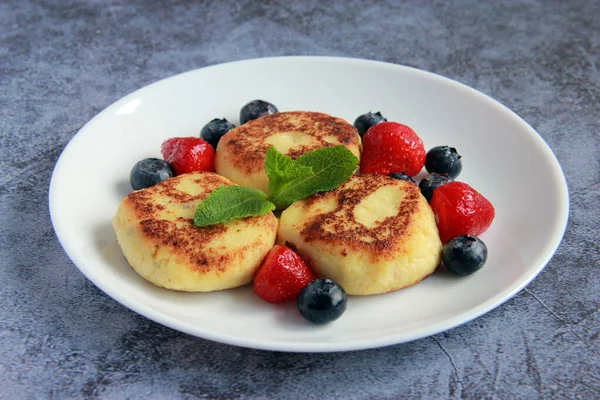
top-left (113, 111), bottom-right (441, 294)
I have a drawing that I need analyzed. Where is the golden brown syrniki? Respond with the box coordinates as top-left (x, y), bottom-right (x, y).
top-left (215, 111), bottom-right (361, 194)
top-left (113, 172), bottom-right (278, 291)
top-left (277, 174), bottom-right (442, 295)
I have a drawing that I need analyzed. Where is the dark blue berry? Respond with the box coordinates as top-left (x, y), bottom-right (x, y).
top-left (297, 279), bottom-right (347, 324)
top-left (240, 100), bottom-right (278, 124)
top-left (200, 118), bottom-right (236, 149)
top-left (353, 111), bottom-right (387, 138)
top-left (389, 172), bottom-right (415, 183)
top-left (442, 235), bottom-right (488, 276)
top-left (425, 146), bottom-right (462, 179)
top-left (130, 158), bottom-right (175, 190)
top-left (418, 173), bottom-right (452, 202)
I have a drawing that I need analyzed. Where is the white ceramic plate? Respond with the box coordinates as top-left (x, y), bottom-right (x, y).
top-left (49, 57), bottom-right (568, 352)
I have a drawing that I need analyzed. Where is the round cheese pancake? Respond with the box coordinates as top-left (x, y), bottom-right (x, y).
top-left (277, 174), bottom-right (442, 295)
top-left (215, 111), bottom-right (361, 194)
top-left (113, 172), bottom-right (278, 292)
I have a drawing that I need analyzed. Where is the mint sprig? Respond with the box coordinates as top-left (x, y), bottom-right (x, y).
top-left (265, 145), bottom-right (359, 209)
top-left (194, 185), bottom-right (275, 227)
top-left (193, 145), bottom-right (358, 227)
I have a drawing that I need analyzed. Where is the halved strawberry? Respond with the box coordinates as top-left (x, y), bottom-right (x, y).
top-left (253, 245), bottom-right (316, 303)
top-left (161, 137), bottom-right (215, 175)
top-left (430, 181), bottom-right (495, 244)
top-left (360, 122), bottom-right (426, 176)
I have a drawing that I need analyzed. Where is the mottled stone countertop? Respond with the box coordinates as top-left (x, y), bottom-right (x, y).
top-left (1, 0), bottom-right (598, 398)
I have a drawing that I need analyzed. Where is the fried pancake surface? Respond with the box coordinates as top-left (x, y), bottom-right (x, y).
top-left (215, 111), bottom-right (361, 194)
top-left (277, 174), bottom-right (442, 295)
top-left (113, 172), bottom-right (278, 291)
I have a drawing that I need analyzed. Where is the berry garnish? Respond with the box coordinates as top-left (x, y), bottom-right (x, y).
top-left (418, 173), bottom-right (452, 202)
top-left (240, 100), bottom-right (278, 124)
top-left (389, 171), bottom-right (415, 183)
top-left (200, 118), bottom-right (236, 149)
top-left (360, 122), bottom-right (426, 176)
top-left (129, 158), bottom-right (175, 190)
top-left (430, 181), bottom-right (495, 243)
top-left (442, 235), bottom-right (488, 276)
top-left (425, 146), bottom-right (462, 179)
top-left (353, 111), bottom-right (387, 138)
top-left (253, 245), bottom-right (316, 303)
top-left (161, 137), bottom-right (215, 175)
top-left (297, 279), bottom-right (347, 324)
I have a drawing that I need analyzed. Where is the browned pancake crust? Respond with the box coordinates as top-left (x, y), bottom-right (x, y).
top-left (299, 174), bottom-right (422, 261)
top-left (218, 111), bottom-right (360, 174)
top-left (122, 172), bottom-right (278, 274)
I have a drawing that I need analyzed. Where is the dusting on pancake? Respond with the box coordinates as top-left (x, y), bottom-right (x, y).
top-left (277, 174), bottom-right (442, 295)
top-left (113, 172), bottom-right (278, 292)
top-left (215, 111), bottom-right (361, 194)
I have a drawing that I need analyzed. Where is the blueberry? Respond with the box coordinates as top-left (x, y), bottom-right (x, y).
top-left (297, 279), bottom-right (347, 324)
top-left (200, 118), bottom-right (236, 149)
top-left (240, 100), bottom-right (278, 124)
top-left (442, 235), bottom-right (488, 276)
top-left (425, 146), bottom-right (462, 179)
top-left (353, 111), bottom-right (387, 138)
top-left (418, 173), bottom-right (452, 202)
top-left (130, 158), bottom-right (175, 190)
top-left (389, 172), bottom-right (415, 184)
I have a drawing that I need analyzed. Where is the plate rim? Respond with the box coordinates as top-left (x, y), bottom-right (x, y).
top-left (49, 56), bottom-right (570, 352)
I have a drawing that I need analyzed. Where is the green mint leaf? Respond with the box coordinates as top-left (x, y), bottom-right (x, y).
top-left (265, 146), bottom-right (313, 204)
top-left (296, 145), bottom-right (359, 189)
top-left (265, 146), bottom-right (359, 208)
top-left (194, 185), bottom-right (275, 227)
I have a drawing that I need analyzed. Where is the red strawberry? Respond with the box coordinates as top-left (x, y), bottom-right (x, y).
top-left (253, 245), bottom-right (316, 303)
top-left (430, 181), bottom-right (495, 244)
top-left (161, 137), bottom-right (215, 175)
top-left (360, 122), bottom-right (426, 176)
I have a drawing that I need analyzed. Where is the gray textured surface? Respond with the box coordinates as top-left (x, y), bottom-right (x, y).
top-left (1, 0), bottom-right (599, 398)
